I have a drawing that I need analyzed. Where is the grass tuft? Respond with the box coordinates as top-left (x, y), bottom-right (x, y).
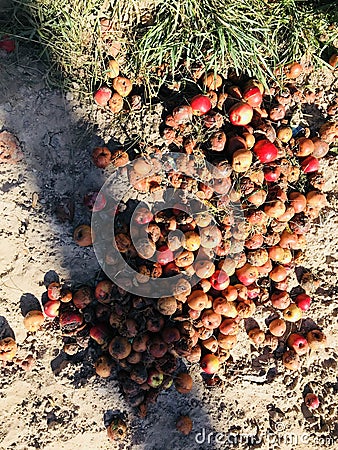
top-left (130, 0), bottom-right (338, 86)
top-left (0, 0), bottom-right (337, 94)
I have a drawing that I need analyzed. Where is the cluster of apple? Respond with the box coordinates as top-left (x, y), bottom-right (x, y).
top-left (62, 62), bottom-right (336, 415)
top-left (21, 278), bottom-right (196, 417)
top-left (90, 199), bottom-right (327, 377)
top-left (86, 64), bottom-right (334, 373)
top-left (147, 66), bottom-right (333, 370)
top-left (91, 19), bottom-right (142, 115)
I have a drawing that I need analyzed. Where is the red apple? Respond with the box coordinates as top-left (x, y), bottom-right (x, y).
top-left (190, 95), bottom-right (212, 116)
top-left (287, 333), bottom-right (309, 355)
top-left (236, 263), bottom-right (259, 286)
top-left (90, 323), bottom-right (112, 346)
top-left (0, 35), bottom-right (15, 53)
top-left (301, 156), bottom-right (319, 173)
top-left (295, 293), bottom-right (311, 311)
top-left (44, 300), bottom-right (60, 318)
top-left (163, 262), bottom-right (180, 276)
top-left (229, 102), bottom-right (253, 126)
top-left (147, 369), bottom-right (164, 388)
top-left (242, 86), bottom-right (263, 107)
top-left (200, 354), bottom-right (220, 374)
top-left (133, 207), bottom-right (153, 225)
top-left (263, 163), bottom-right (281, 182)
top-left (305, 393), bottom-right (320, 410)
top-left (157, 245), bottom-right (174, 265)
top-left (59, 311), bottom-right (84, 331)
top-left (94, 86), bottom-right (112, 106)
top-left (253, 139), bottom-right (278, 163)
top-left (209, 270), bottom-right (230, 291)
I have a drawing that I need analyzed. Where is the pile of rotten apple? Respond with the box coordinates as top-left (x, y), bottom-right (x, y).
top-left (91, 18), bottom-right (142, 114)
top-left (24, 63), bottom-right (338, 422)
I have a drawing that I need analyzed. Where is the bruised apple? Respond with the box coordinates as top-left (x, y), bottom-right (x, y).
top-left (200, 354), bottom-right (220, 374)
top-left (236, 263), bottom-right (259, 286)
top-left (232, 149), bottom-right (252, 173)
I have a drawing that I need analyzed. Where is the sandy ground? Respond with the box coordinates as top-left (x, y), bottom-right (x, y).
top-left (0, 51), bottom-right (338, 450)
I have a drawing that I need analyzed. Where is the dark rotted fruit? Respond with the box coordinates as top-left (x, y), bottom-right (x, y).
top-left (73, 225), bottom-right (93, 247)
top-left (289, 213), bottom-right (311, 234)
top-left (73, 286), bottom-right (93, 309)
top-left (161, 327), bottom-right (181, 343)
top-left (186, 345), bottom-right (202, 363)
top-left (148, 338), bottom-right (168, 358)
top-left (146, 316), bottom-right (164, 332)
top-left (127, 351), bottom-right (142, 364)
top-left (92, 146), bottom-right (111, 168)
top-left (132, 333), bottom-right (150, 352)
top-left (113, 76), bottom-right (132, 97)
top-left (109, 336), bottom-right (132, 359)
top-left (157, 296), bottom-right (177, 315)
top-left (174, 373), bottom-right (193, 394)
top-left (121, 378), bottom-right (140, 396)
top-left (119, 318), bottom-right (138, 338)
top-left (59, 287), bottom-right (72, 303)
top-left (96, 303), bottom-right (111, 321)
top-left (178, 320), bottom-right (195, 337)
top-left (95, 280), bottom-right (113, 304)
top-left (94, 355), bottom-right (114, 377)
top-left (176, 416), bottom-right (193, 435)
top-left (59, 311), bottom-right (84, 332)
top-left (158, 353), bottom-right (178, 374)
top-left (128, 392), bottom-right (145, 408)
top-left (130, 365), bottom-right (148, 384)
top-left (174, 337), bottom-right (193, 357)
top-left (306, 329), bottom-right (327, 350)
top-left (106, 417), bottom-right (127, 441)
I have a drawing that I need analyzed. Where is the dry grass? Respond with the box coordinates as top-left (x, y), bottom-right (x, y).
top-left (0, 0), bottom-right (337, 94)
